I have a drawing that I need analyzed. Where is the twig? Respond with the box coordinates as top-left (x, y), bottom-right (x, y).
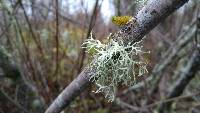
top-left (150, 20), bottom-right (196, 95)
top-left (77, 0), bottom-right (100, 73)
top-left (19, 0), bottom-right (51, 103)
top-left (145, 92), bottom-right (200, 108)
top-left (117, 92), bottom-right (200, 112)
top-left (39, 3), bottom-right (87, 27)
top-left (0, 24), bottom-right (11, 39)
top-left (45, 0), bottom-right (189, 113)
top-left (18, 0), bottom-right (44, 57)
top-left (0, 89), bottom-right (32, 113)
top-left (123, 20), bottom-right (196, 95)
top-left (53, 0), bottom-right (60, 76)
top-left (115, 98), bottom-right (148, 112)
top-left (158, 50), bottom-right (200, 112)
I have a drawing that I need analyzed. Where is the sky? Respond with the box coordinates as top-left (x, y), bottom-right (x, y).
top-left (19, 0), bottom-right (115, 23)
top-left (63, 0), bottom-right (115, 23)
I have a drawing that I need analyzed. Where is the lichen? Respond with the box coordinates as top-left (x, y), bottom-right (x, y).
top-left (82, 32), bottom-right (149, 102)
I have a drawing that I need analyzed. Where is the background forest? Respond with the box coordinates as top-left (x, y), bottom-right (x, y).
top-left (0, 0), bottom-right (199, 113)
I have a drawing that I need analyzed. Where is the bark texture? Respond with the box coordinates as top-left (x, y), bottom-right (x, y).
top-left (45, 0), bottom-right (189, 113)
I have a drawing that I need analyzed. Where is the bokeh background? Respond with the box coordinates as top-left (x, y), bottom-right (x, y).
top-left (0, 0), bottom-right (199, 113)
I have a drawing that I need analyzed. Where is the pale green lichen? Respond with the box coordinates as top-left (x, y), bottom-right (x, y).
top-left (82, 33), bottom-right (149, 102)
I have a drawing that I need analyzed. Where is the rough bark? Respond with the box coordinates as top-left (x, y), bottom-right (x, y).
top-left (45, 0), bottom-right (189, 113)
top-left (122, 20), bottom-right (196, 95)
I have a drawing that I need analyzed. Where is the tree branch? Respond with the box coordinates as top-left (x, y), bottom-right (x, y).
top-left (45, 0), bottom-right (189, 113)
top-left (122, 20), bottom-right (196, 95)
top-left (150, 20), bottom-right (196, 95)
top-left (158, 50), bottom-right (200, 112)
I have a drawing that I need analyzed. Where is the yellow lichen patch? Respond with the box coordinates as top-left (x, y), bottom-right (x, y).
top-left (111, 16), bottom-right (133, 26)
